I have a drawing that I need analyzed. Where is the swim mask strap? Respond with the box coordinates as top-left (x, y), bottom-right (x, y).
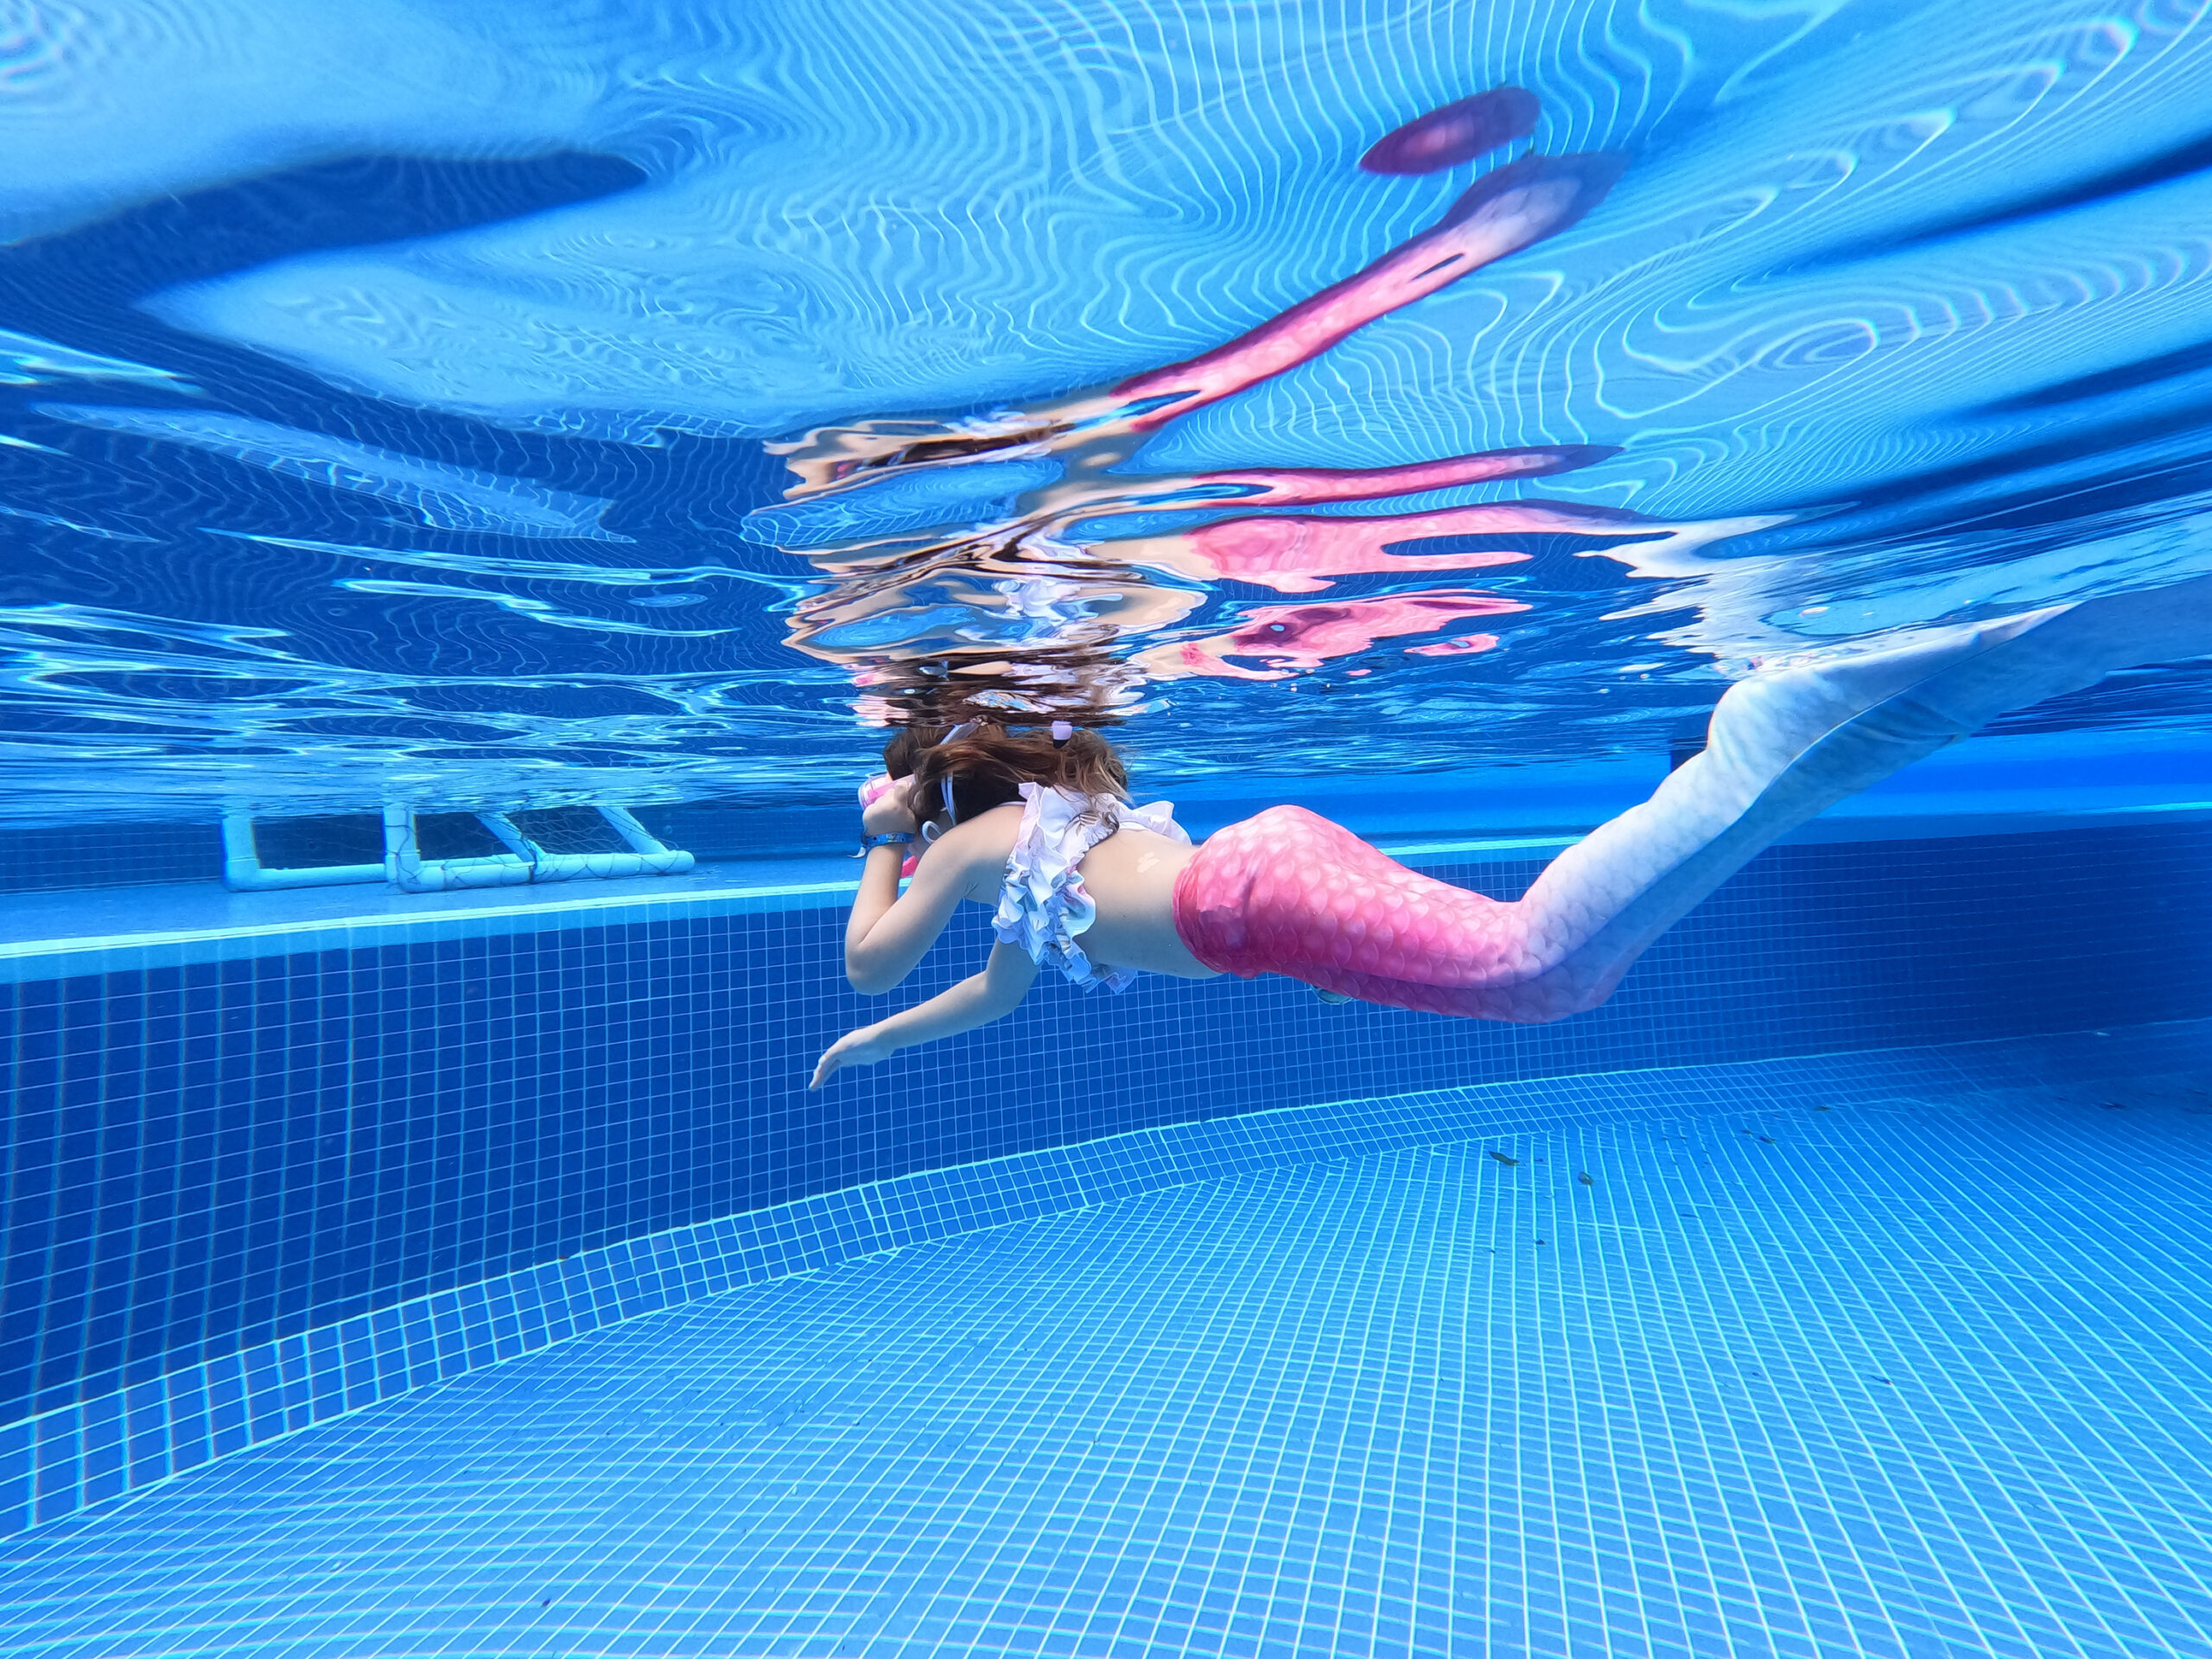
top-left (931, 720), bottom-right (981, 831)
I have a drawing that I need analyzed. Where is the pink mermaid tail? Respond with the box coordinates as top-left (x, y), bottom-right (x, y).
top-left (1173, 576), bottom-right (2212, 1022)
top-left (1173, 806), bottom-right (1548, 1018)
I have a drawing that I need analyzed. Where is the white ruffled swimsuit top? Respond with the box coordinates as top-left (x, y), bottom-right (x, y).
top-left (994, 782), bottom-right (1188, 993)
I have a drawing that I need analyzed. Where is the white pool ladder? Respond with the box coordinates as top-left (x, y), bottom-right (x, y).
top-left (221, 807), bottom-right (695, 893)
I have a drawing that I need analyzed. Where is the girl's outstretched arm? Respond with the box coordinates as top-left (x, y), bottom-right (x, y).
top-left (811, 942), bottom-right (1042, 1087)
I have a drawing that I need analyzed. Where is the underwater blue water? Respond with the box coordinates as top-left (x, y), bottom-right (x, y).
top-left (4, 10), bottom-right (2212, 1645)
top-left (2, 0), bottom-right (2211, 823)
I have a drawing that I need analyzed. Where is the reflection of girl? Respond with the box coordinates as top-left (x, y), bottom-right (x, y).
top-left (812, 578), bottom-right (2212, 1085)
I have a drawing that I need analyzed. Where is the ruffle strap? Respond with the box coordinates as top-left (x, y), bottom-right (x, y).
top-left (991, 784), bottom-right (1185, 992)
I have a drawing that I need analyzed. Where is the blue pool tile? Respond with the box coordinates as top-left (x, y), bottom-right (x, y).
top-left (4, 823), bottom-right (2209, 1460)
top-left (0, 1027), bottom-right (2208, 1652)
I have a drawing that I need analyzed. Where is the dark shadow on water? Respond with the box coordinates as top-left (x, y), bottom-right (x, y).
top-left (0, 148), bottom-right (786, 555)
top-left (1764, 400), bottom-right (2212, 529)
top-left (0, 149), bottom-right (648, 307)
top-left (1790, 130), bottom-right (2212, 270)
top-left (1978, 336), bottom-right (2212, 414)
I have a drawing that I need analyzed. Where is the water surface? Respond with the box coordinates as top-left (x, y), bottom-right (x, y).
top-left (3, 0), bottom-right (2209, 821)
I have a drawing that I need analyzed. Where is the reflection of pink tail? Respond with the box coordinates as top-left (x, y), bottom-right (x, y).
top-left (1137, 589), bottom-right (1526, 679)
top-left (1185, 445), bottom-right (1615, 506)
top-left (1362, 87), bottom-right (1541, 175)
top-left (1059, 444), bottom-right (1613, 522)
top-left (1115, 152), bottom-right (1627, 429)
top-left (1407, 633), bottom-right (1499, 657)
top-left (1107, 497), bottom-right (1656, 591)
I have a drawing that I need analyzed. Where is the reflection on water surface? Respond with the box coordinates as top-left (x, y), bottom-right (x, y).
top-left (2, 1), bottom-right (2209, 818)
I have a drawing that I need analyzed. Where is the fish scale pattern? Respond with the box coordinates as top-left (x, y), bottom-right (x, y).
top-left (1175, 804), bottom-right (1540, 1015)
top-left (0, 1056), bottom-right (2207, 1656)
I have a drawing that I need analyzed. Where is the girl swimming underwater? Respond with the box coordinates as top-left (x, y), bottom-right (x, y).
top-left (810, 575), bottom-right (2212, 1087)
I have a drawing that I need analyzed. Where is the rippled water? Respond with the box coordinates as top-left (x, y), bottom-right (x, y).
top-left (3, 0), bottom-right (2210, 822)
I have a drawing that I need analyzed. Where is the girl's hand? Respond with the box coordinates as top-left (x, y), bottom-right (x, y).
top-left (861, 785), bottom-right (919, 837)
top-left (810, 1024), bottom-right (897, 1088)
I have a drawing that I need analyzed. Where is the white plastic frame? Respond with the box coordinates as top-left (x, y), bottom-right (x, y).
top-left (221, 807), bottom-right (694, 893)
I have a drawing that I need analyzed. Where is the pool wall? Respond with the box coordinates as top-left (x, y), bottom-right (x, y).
top-left (8, 1015), bottom-right (2203, 1544)
top-left (4, 814), bottom-right (2209, 1529)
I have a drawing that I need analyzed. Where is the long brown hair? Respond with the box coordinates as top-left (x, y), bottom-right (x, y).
top-left (885, 723), bottom-right (1128, 824)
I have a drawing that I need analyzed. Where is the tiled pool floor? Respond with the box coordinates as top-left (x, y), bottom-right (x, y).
top-left (2, 1069), bottom-right (2209, 1658)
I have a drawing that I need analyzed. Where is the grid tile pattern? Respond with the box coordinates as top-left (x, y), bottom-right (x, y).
top-left (0, 823), bottom-right (222, 896)
top-left (2, 1022), bottom-right (2198, 1541)
top-left (3, 823), bottom-right (2208, 1452)
top-left (0, 1033), bottom-right (2206, 1656)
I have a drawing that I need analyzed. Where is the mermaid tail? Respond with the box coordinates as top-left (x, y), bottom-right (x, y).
top-left (1516, 575), bottom-right (2212, 1014)
top-left (1174, 576), bottom-right (2212, 1021)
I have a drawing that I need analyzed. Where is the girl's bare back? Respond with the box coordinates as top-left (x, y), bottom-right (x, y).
top-left (946, 804), bottom-right (1217, 982)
